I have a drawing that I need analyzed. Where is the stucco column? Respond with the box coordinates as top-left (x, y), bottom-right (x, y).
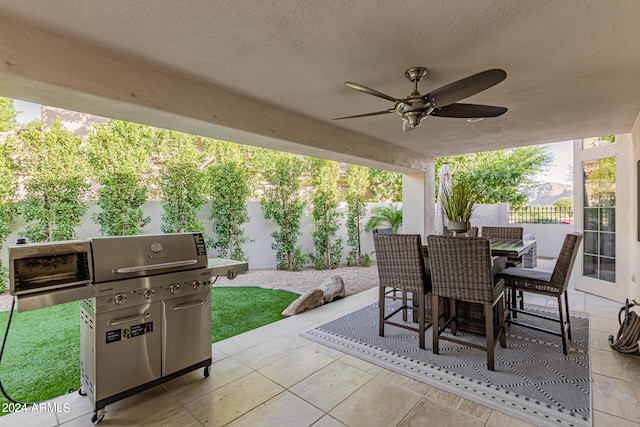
top-left (401, 160), bottom-right (436, 239)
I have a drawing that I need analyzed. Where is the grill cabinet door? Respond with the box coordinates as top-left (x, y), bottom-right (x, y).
top-left (162, 293), bottom-right (212, 376)
top-left (94, 302), bottom-right (162, 401)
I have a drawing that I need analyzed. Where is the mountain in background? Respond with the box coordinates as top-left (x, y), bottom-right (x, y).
top-left (524, 182), bottom-right (573, 206)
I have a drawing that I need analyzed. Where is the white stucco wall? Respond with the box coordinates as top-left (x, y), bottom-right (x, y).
top-left (3, 201), bottom-right (395, 271)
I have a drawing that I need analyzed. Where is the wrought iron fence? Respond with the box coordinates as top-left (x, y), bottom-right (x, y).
top-left (509, 206), bottom-right (574, 224)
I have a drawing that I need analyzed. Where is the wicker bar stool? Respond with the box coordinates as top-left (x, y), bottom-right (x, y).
top-left (373, 233), bottom-right (433, 349)
top-left (497, 232), bottom-right (583, 354)
top-left (427, 235), bottom-right (506, 371)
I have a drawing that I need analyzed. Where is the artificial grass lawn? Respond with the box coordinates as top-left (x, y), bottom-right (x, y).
top-left (211, 286), bottom-right (299, 343)
top-left (0, 286), bottom-right (298, 414)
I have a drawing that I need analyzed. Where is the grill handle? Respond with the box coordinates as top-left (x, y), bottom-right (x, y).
top-left (171, 300), bottom-right (205, 311)
top-left (108, 312), bottom-right (151, 326)
top-left (112, 259), bottom-right (198, 274)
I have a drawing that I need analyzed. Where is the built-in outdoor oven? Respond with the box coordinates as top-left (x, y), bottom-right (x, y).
top-left (10, 239), bottom-right (92, 295)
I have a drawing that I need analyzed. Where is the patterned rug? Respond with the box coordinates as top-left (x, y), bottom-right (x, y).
top-left (301, 301), bottom-right (590, 427)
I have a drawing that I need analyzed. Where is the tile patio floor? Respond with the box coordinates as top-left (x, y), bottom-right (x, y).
top-left (1, 259), bottom-right (639, 426)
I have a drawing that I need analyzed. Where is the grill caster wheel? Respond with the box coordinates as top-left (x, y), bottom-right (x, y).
top-left (92, 409), bottom-right (105, 424)
top-left (204, 366), bottom-right (210, 377)
top-left (78, 387), bottom-right (87, 396)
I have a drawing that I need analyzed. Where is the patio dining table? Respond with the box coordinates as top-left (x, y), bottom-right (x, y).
top-left (422, 237), bottom-right (536, 260)
top-left (420, 237), bottom-right (537, 335)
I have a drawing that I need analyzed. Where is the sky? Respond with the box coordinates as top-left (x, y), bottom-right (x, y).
top-left (538, 141), bottom-right (573, 185)
top-left (12, 99), bottom-right (573, 185)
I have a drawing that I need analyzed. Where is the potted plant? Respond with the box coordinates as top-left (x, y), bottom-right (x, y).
top-left (441, 179), bottom-right (477, 233)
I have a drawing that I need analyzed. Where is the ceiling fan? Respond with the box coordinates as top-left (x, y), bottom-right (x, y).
top-left (333, 67), bottom-right (507, 131)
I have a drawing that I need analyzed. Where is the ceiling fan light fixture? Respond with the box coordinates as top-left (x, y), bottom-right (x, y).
top-left (403, 111), bottom-right (427, 128)
top-left (466, 117), bottom-right (485, 123)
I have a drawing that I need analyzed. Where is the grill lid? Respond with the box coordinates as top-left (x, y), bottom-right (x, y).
top-left (89, 233), bottom-right (208, 283)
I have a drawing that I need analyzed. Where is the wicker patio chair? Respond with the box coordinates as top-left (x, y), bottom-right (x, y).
top-left (373, 233), bottom-right (433, 349)
top-left (481, 226), bottom-right (525, 266)
top-left (373, 228), bottom-right (394, 234)
top-left (481, 226), bottom-right (529, 312)
top-left (427, 235), bottom-right (506, 371)
top-left (497, 232), bottom-right (583, 354)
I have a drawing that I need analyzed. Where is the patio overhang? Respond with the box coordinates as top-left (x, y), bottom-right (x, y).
top-left (1, 1), bottom-right (640, 167)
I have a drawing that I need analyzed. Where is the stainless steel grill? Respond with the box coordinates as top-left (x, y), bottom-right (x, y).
top-left (9, 232), bottom-right (247, 424)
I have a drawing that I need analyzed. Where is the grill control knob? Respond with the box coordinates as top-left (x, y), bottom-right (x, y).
top-left (142, 289), bottom-right (155, 300)
top-left (169, 284), bottom-right (180, 294)
top-left (192, 280), bottom-right (202, 290)
top-left (113, 294), bottom-right (127, 305)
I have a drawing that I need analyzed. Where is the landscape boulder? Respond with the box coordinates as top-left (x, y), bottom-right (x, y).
top-left (319, 275), bottom-right (346, 303)
top-left (281, 289), bottom-right (324, 317)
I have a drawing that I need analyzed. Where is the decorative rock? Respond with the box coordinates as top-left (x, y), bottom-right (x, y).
top-left (281, 289), bottom-right (324, 317)
top-left (319, 275), bottom-right (346, 303)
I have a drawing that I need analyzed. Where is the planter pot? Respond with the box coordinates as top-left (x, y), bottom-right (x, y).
top-left (447, 221), bottom-right (469, 232)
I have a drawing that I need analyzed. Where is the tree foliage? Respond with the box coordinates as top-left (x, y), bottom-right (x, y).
top-left (87, 120), bottom-right (153, 236)
top-left (259, 152), bottom-right (306, 270)
top-left (435, 146), bottom-right (552, 208)
top-left (0, 138), bottom-right (18, 291)
top-left (157, 130), bottom-right (208, 236)
top-left (345, 164), bottom-right (371, 266)
top-left (309, 159), bottom-right (342, 269)
top-left (208, 160), bottom-right (253, 261)
top-left (16, 119), bottom-right (89, 242)
top-left (368, 168), bottom-right (402, 202)
top-left (0, 98), bottom-right (18, 132)
top-left (364, 205), bottom-right (403, 234)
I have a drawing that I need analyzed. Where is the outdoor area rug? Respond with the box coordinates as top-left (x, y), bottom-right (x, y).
top-left (301, 301), bottom-right (590, 427)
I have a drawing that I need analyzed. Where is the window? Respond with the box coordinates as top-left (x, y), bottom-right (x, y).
top-left (582, 156), bottom-right (616, 282)
top-left (582, 135), bottom-right (615, 150)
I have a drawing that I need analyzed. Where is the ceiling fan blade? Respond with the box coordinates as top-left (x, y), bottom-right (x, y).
top-left (344, 82), bottom-right (399, 103)
top-left (425, 69), bottom-right (507, 108)
top-left (333, 109), bottom-right (395, 120)
top-left (430, 103), bottom-right (508, 118)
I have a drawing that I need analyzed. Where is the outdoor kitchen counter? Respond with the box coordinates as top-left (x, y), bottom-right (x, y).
top-left (208, 257), bottom-right (248, 280)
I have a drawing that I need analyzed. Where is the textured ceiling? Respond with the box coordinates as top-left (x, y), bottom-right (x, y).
top-left (1, 0), bottom-right (639, 166)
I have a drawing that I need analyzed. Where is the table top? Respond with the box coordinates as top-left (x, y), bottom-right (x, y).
top-left (488, 239), bottom-right (536, 258)
top-left (422, 238), bottom-right (536, 259)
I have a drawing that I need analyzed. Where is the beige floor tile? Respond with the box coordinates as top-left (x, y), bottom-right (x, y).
top-left (212, 346), bottom-right (228, 362)
top-left (233, 336), bottom-right (308, 370)
top-left (397, 397), bottom-right (485, 427)
top-left (584, 295), bottom-right (623, 318)
top-left (311, 415), bottom-right (348, 427)
top-left (259, 346), bottom-right (336, 388)
top-left (212, 328), bottom-right (277, 356)
top-left (422, 389), bottom-right (494, 424)
top-left (91, 386), bottom-right (181, 425)
top-left (375, 369), bottom-right (432, 395)
top-left (0, 405), bottom-right (57, 427)
top-left (330, 373), bottom-right (424, 427)
top-left (593, 373), bottom-right (640, 421)
top-left (590, 314), bottom-right (623, 334)
top-left (338, 353), bottom-right (384, 375)
top-left (485, 410), bottom-right (536, 427)
top-left (289, 360), bottom-right (373, 412)
top-left (162, 357), bottom-right (252, 404)
top-left (591, 348), bottom-right (640, 381)
top-left (592, 409), bottom-right (640, 426)
top-left (304, 342), bottom-right (349, 359)
top-left (185, 371), bottom-right (283, 426)
top-left (591, 329), bottom-right (614, 351)
top-left (226, 390), bottom-right (323, 427)
top-left (51, 389), bottom-right (94, 424)
top-left (138, 406), bottom-right (201, 427)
